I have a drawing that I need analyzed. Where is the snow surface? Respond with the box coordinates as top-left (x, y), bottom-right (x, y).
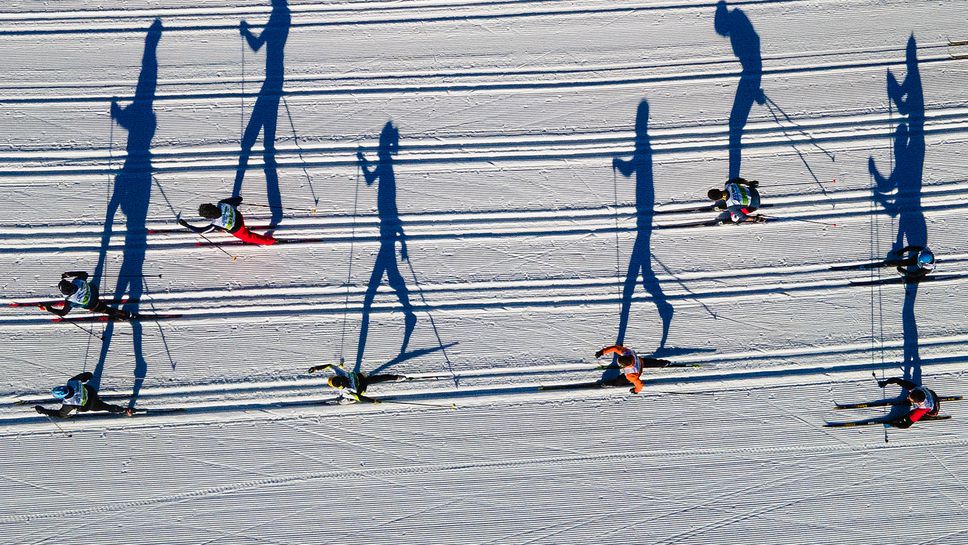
top-left (1, 0), bottom-right (967, 543)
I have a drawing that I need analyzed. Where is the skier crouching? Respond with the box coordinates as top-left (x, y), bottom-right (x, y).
top-left (893, 245), bottom-right (935, 282)
top-left (594, 344), bottom-right (671, 393)
top-left (307, 363), bottom-right (404, 403)
top-left (34, 372), bottom-right (131, 418)
top-left (45, 271), bottom-right (130, 320)
top-left (708, 177), bottom-right (764, 224)
top-left (178, 196), bottom-right (276, 245)
top-left (878, 377), bottom-right (941, 428)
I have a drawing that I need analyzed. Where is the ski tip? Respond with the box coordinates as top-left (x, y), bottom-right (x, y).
top-left (194, 241), bottom-right (203, 247)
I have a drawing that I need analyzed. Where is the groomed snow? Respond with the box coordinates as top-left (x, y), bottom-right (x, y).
top-left (1, 1), bottom-right (967, 543)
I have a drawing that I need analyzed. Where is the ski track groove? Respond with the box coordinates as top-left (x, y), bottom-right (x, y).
top-left (3, 436), bottom-right (966, 526)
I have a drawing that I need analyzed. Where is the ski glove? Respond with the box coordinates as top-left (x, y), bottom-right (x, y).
top-left (594, 349), bottom-right (605, 358)
top-left (33, 405), bottom-right (45, 414)
top-left (629, 387), bottom-right (637, 394)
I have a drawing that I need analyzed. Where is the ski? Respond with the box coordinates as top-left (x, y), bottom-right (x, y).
top-left (829, 260), bottom-right (903, 272)
top-left (539, 380), bottom-right (630, 391)
top-left (9, 297), bottom-right (137, 309)
top-left (53, 313), bottom-right (182, 324)
top-left (196, 237), bottom-right (325, 247)
top-left (825, 415), bottom-right (951, 428)
top-left (835, 395), bottom-right (962, 410)
top-left (129, 407), bottom-right (186, 415)
top-left (653, 202), bottom-right (773, 216)
top-left (596, 360), bottom-right (700, 370)
top-left (849, 274), bottom-right (966, 287)
top-left (655, 216), bottom-right (767, 230)
top-left (149, 225), bottom-right (270, 235)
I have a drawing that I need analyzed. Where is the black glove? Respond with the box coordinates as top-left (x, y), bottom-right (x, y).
top-left (749, 180), bottom-right (759, 188)
top-left (629, 387), bottom-right (637, 394)
top-left (34, 405), bottom-right (45, 414)
top-left (594, 349), bottom-right (604, 358)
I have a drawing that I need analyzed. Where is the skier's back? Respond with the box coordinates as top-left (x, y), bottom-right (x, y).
top-left (34, 372), bottom-right (129, 418)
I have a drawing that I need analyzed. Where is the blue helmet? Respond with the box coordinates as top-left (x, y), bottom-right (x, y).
top-left (917, 251), bottom-right (934, 266)
top-left (51, 385), bottom-right (73, 400)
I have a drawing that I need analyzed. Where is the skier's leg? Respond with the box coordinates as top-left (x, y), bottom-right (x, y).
top-left (234, 102), bottom-right (266, 196)
top-left (355, 255), bottom-right (387, 370)
top-left (232, 226), bottom-right (277, 245)
top-left (615, 242), bottom-right (642, 347)
top-left (366, 374), bottom-right (405, 385)
top-left (385, 258), bottom-right (416, 353)
top-left (728, 77), bottom-right (756, 179)
top-left (129, 320), bottom-right (146, 409)
top-left (86, 392), bottom-right (126, 414)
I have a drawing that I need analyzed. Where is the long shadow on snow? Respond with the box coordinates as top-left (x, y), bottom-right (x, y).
top-left (868, 35), bottom-right (926, 385)
top-left (715, 0), bottom-right (765, 179)
top-left (91, 19), bottom-right (163, 409)
top-left (232, 0), bottom-right (290, 228)
top-left (354, 122), bottom-right (418, 374)
top-left (612, 99), bottom-right (674, 356)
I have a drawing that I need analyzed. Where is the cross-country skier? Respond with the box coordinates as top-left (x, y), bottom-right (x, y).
top-left (877, 377), bottom-right (941, 428)
top-left (178, 196), bottom-right (277, 245)
top-left (307, 363), bottom-right (405, 403)
top-left (594, 345), bottom-right (671, 393)
top-left (44, 272), bottom-right (131, 320)
top-left (707, 177), bottom-right (763, 224)
top-left (34, 372), bottom-right (130, 418)
top-left (893, 245), bottom-right (935, 281)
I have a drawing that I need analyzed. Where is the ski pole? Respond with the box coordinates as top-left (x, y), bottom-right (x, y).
top-left (195, 232), bottom-right (239, 262)
top-left (874, 371), bottom-right (889, 443)
top-left (43, 414), bottom-right (73, 438)
top-left (757, 214), bottom-right (838, 227)
top-left (60, 319), bottom-right (105, 340)
top-left (244, 203), bottom-right (316, 214)
top-left (767, 179), bottom-right (838, 188)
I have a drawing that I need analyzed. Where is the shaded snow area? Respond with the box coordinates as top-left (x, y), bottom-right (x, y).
top-left (1, 0), bottom-right (967, 543)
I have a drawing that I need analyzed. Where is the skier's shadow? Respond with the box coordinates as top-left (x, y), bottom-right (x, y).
top-left (868, 35), bottom-right (926, 384)
top-left (91, 19), bottom-right (163, 408)
top-left (232, 0), bottom-right (290, 228)
top-left (715, 0), bottom-right (765, 179)
top-left (354, 122), bottom-right (418, 374)
top-left (612, 100), bottom-right (675, 354)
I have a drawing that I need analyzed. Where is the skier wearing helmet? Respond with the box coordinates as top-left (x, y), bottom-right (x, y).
top-left (893, 245), bottom-right (936, 281)
top-left (307, 363), bottom-right (405, 403)
top-left (44, 271), bottom-right (131, 320)
top-left (34, 372), bottom-right (130, 418)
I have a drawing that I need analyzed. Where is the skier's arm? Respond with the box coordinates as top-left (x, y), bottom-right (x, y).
top-left (62, 271), bottom-right (89, 280)
top-left (626, 374), bottom-right (645, 394)
top-left (879, 377), bottom-right (918, 390)
top-left (307, 364), bottom-right (336, 374)
top-left (44, 303), bottom-right (71, 317)
top-left (906, 407), bottom-right (931, 424)
top-left (357, 152), bottom-right (379, 184)
top-left (219, 196), bottom-right (244, 207)
top-left (595, 345), bottom-right (625, 358)
top-left (70, 372), bottom-right (94, 383)
top-left (239, 20), bottom-right (266, 51)
top-left (728, 177), bottom-right (759, 188)
top-left (178, 218), bottom-right (217, 234)
top-left (35, 405), bottom-right (75, 418)
top-left (612, 156), bottom-right (636, 178)
top-left (110, 98), bottom-right (133, 129)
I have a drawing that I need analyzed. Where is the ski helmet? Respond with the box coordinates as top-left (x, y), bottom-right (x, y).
top-left (51, 385), bottom-right (73, 400)
top-left (198, 203), bottom-right (220, 219)
top-left (708, 188), bottom-right (725, 201)
top-left (909, 389), bottom-right (927, 403)
top-left (58, 279), bottom-right (77, 296)
top-left (917, 249), bottom-right (935, 269)
top-left (617, 354), bottom-right (635, 366)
